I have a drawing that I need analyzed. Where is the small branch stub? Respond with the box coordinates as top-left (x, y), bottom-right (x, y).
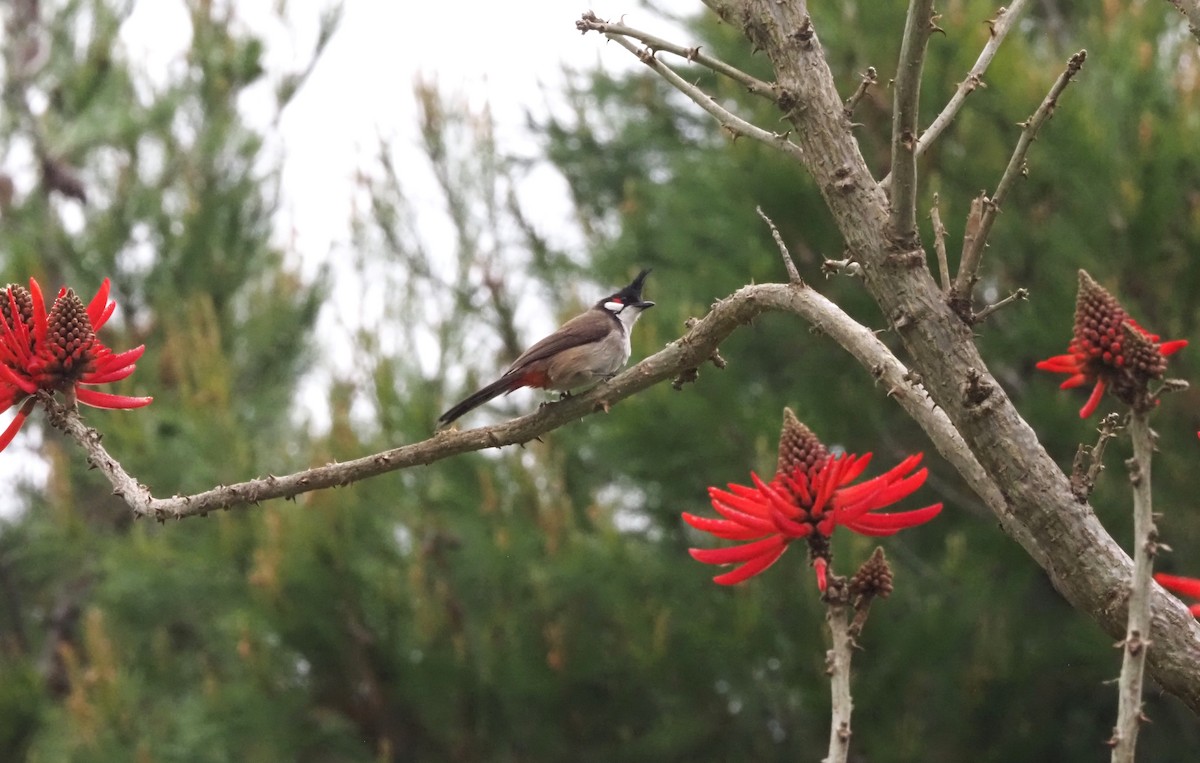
top-left (973, 287), bottom-right (1029, 324)
top-left (843, 66), bottom-right (877, 119)
top-left (1070, 413), bottom-right (1124, 502)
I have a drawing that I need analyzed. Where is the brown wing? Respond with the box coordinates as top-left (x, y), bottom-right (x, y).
top-left (502, 310), bottom-right (614, 376)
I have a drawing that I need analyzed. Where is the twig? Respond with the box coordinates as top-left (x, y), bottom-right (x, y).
top-left (1110, 410), bottom-right (1157, 759)
top-left (756, 205), bottom-right (803, 284)
top-left (929, 195), bottom-right (951, 292)
top-left (972, 287), bottom-right (1028, 323)
top-left (1069, 413), bottom-right (1124, 502)
top-left (824, 578), bottom-right (854, 763)
top-left (954, 50), bottom-right (1086, 299)
top-left (576, 11), bottom-right (777, 99)
top-left (1165, 0), bottom-right (1200, 44)
top-left (46, 283), bottom-right (1006, 530)
top-left (589, 31), bottom-right (805, 164)
top-left (843, 67), bottom-right (877, 119)
top-left (887, 0), bottom-right (937, 248)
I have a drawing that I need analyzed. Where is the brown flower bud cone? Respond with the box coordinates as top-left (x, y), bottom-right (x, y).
top-left (1121, 321), bottom-right (1166, 380)
top-left (1073, 270), bottom-right (1127, 362)
top-left (45, 289), bottom-right (96, 379)
top-left (849, 547), bottom-right (894, 599)
top-left (776, 407), bottom-right (830, 479)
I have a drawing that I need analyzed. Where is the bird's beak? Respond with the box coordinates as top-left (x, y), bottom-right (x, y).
top-left (634, 300), bottom-right (655, 309)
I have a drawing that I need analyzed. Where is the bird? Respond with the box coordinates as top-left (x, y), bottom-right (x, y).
top-left (436, 269), bottom-right (655, 429)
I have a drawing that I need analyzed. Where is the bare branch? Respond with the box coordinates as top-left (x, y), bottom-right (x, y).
top-left (879, 0), bottom-right (1033, 189)
top-left (888, 0), bottom-right (938, 248)
top-left (956, 50), bottom-right (1087, 298)
top-left (915, 0), bottom-right (1032, 162)
top-left (951, 192), bottom-right (987, 313)
top-left (577, 11), bottom-right (777, 99)
top-left (824, 580), bottom-right (855, 763)
top-left (1070, 412), bottom-right (1124, 502)
top-left (1110, 411), bottom-right (1158, 759)
top-left (756, 206), bottom-right (803, 284)
top-left (972, 287), bottom-right (1029, 323)
top-left (929, 195), bottom-right (951, 292)
top-left (46, 281), bottom-right (1006, 538)
top-left (587, 30), bottom-right (806, 164)
top-left (843, 66), bottom-right (878, 119)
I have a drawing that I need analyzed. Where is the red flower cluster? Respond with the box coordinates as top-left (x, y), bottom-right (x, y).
top-left (1154, 573), bottom-right (1200, 617)
top-left (0, 277), bottom-right (152, 452)
top-left (683, 409), bottom-right (942, 589)
top-left (1036, 270), bottom-right (1186, 418)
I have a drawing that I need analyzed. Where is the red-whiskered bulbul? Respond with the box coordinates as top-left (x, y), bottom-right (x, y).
top-left (436, 269), bottom-right (654, 429)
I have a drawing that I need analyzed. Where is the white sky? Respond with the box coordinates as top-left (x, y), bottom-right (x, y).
top-left (151, 0), bottom-right (693, 276)
top-left (1, 0), bottom-right (698, 516)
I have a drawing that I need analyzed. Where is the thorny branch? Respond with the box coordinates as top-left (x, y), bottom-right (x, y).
top-left (1070, 413), bottom-right (1123, 501)
top-left (1110, 411), bottom-right (1157, 759)
top-left (882, 0), bottom-right (1033, 190)
top-left (887, 0), bottom-right (938, 248)
top-left (577, 14), bottom-right (806, 163)
top-left (972, 287), bottom-right (1029, 323)
top-left (843, 66), bottom-right (877, 119)
top-left (953, 50), bottom-right (1087, 303)
top-left (576, 11), bottom-right (776, 99)
top-left (48, 281), bottom-right (1002, 525)
top-left (824, 579), bottom-right (855, 763)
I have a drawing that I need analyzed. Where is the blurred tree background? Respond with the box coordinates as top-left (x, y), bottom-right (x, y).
top-left (1, 0), bottom-right (1199, 761)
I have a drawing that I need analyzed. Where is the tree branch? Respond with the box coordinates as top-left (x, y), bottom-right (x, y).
top-left (757, 206), bottom-right (803, 283)
top-left (929, 195), bottom-right (951, 292)
top-left (47, 276), bottom-right (1011, 553)
top-left (1110, 411), bottom-right (1157, 758)
top-left (700, 0), bottom-right (1200, 713)
top-left (824, 584), bottom-right (854, 763)
top-left (578, 17), bottom-right (806, 164)
top-left (576, 11), bottom-right (777, 100)
top-left (905, 0), bottom-right (1032, 178)
top-left (1070, 412), bottom-right (1123, 502)
top-left (953, 50), bottom-right (1086, 301)
top-left (843, 66), bottom-right (877, 119)
top-left (887, 0), bottom-right (937, 248)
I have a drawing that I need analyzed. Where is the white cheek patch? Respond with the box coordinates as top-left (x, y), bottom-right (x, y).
top-left (604, 301), bottom-right (624, 313)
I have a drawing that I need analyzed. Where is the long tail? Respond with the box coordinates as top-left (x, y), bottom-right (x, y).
top-left (436, 374), bottom-right (523, 429)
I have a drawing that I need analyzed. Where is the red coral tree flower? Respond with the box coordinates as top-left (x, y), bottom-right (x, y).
top-left (1036, 270), bottom-right (1186, 418)
top-left (1154, 573), bottom-right (1200, 617)
top-left (0, 277), bottom-right (152, 452)
top-left (683, 409), bottom-right (942, 590)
